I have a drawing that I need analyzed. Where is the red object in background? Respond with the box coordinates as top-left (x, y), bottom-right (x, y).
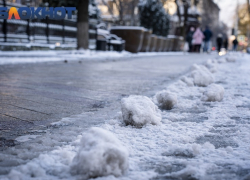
top-left (212, 47), bottom-right (216, 51)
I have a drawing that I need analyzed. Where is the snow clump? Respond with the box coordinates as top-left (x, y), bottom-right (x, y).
top-left (226, 56), bottom-right (236, 62)
top-left (204, 59), bottom-right (217, 73)
top-left (121, 95), bottom-right (162, 127)
top-left (70, 127), bottom-right (129, 179)
top-left (217, 58), bottom-right (227, 63)
top-left (201, 84), bottom-right (225, 102)
top-left (155, 90), bottom-right (177, 110)
top-left (162, 144), bottom-right (201, 158)
top-left (180, 76), bottom-right (194, 86)
top-left (189, 64), bottom-right (214, 87)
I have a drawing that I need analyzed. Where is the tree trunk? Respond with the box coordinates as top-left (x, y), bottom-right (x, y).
top-left (183, 3), bottom-right (188, 38)
top-left (77, 0), bottom-right (89, 49)
top-left (247, 0), bottom-right (250, 46)
top-left (175, 0), bottom-right (181, 25)
top-left (248, 0), bottom-right (250, 17)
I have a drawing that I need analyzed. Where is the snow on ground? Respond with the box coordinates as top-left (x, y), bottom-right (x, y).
top-left (0, 50), bottom-right (185, 65)
top-left (1, 53), bottom-right (250, 180)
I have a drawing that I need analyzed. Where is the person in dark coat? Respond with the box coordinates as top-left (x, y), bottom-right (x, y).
top-left (233, 37), bottom-right (238, 51)
top-left (224, 35), bottom-right (229, 51)
top-left (186, 27), bottom-right (195, 52)
top-left (203, 26), bottom-right (213, 52)
top-left (216, 34), bottom-right (223, 52)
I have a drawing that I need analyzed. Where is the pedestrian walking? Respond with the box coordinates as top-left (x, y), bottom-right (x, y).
top-left (203, 26), bottom-right (213, 53)
top-left (233, 37), bottom-right (238, 51)
top-left (192, 27), bottom-right (204, 53)
top-left (216, 34), bottom-right (223, 52)
top-left (224, 34), bottom-right (229, 51)
top-left (186, 27), bottom-right (195, 52)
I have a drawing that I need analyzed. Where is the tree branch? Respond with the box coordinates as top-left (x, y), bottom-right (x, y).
top-left (101, 0), bottom-right (115, 17)
top-left (247, 0), bottom-right (250, 17)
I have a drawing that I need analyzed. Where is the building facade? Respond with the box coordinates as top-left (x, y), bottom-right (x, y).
top-left (197, 0), bottom-right (220, 45)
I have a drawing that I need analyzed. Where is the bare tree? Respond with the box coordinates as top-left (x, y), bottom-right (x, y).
top-left (175, 0), bottom-right (182, 25)
top-left (101, 0), bottom-right (139, 25)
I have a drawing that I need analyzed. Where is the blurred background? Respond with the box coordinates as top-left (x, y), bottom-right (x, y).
top-left (0, 0), bottom-right (249, 52)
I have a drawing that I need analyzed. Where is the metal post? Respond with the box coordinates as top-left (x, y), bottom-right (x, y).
top-left (46, 17), bottom-right (49, 44)
top-left (95, 25), bottom-right (98, 50)
top-left (45, 3), bottom-right (49, 44)
top-left (108, 38), bottom-right (111, 51)
top-left (62, 19), bottom-right (65, 44)
top-left (183, 0), bottom-right (189, 38)
top-left (26, 0), bottom-right (30, 42)
top-left (26, 20), bottom-right (30, 42)
top-left (3, 0), bottom-right (7, 42)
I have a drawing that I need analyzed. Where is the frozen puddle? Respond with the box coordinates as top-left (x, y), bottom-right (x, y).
top-left (15, 135), bottom-right (41, 143)
top-left (1, 53), bottom-right (250, 180)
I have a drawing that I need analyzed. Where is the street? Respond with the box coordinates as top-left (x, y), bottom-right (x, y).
top-left (0, 53), bottom-right (210, 144)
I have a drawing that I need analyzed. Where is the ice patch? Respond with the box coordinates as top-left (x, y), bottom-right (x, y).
top-left (50, 117), bottom-right (72, 127)
top-left (201, 84), bottom-right (225, 102)
top-left (163, 143), bottom-right (201, 158)
top-left (121, 95), bottom-right (162, 127)
top-left (155, 90), bottom-right (177, 110)
top-left (70, 127), bottom-right (129, 179)
top-left (15, 135), bottom-right (41, 143)
top-left (189, 64), bottom-right (214, 87)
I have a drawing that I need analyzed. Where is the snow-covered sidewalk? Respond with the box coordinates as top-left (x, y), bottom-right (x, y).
top-left (1, 53), bottom-right (250, 180)
top-left (0, 50), bottom-right (185, 65)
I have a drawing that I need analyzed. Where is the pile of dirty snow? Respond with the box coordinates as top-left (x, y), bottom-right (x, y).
top-left (201, 84), bottom-right (225, 102)
top-left (155, 90), bottom-right (177, 110)
top-left (180, 76), bottom-right (194, 86)
top-left (70, 127), bottom-right (129, 179)
top-left (226, 56), bottom-right (236, 62)
top-left (189, 64), bottom-right (214, 87)
top-left (204, 59), bottom-right (217, 73)
top-left (121, 95), bottom-right (162, 127)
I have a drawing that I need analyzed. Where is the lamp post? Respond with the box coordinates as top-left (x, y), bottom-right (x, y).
top-left (182, 0), bottom-right (190, 37)
top-left (45, 2), bottom-right (49, 44)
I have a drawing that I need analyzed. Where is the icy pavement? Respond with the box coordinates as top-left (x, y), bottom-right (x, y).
top-left (0, 50), bottom-right (184, 65)
top-left (0, 53), bottom-right (250, 180)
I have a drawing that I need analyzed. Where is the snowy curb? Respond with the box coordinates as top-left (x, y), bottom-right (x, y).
top-left (0, 50), bottom-right (185, 65)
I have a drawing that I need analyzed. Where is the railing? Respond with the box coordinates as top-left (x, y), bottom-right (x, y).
top-left (0, 1), bottom-right (98, 49)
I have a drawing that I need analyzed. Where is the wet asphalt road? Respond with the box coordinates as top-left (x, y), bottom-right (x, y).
top-left (0, 53), bottom-right (215, 146)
